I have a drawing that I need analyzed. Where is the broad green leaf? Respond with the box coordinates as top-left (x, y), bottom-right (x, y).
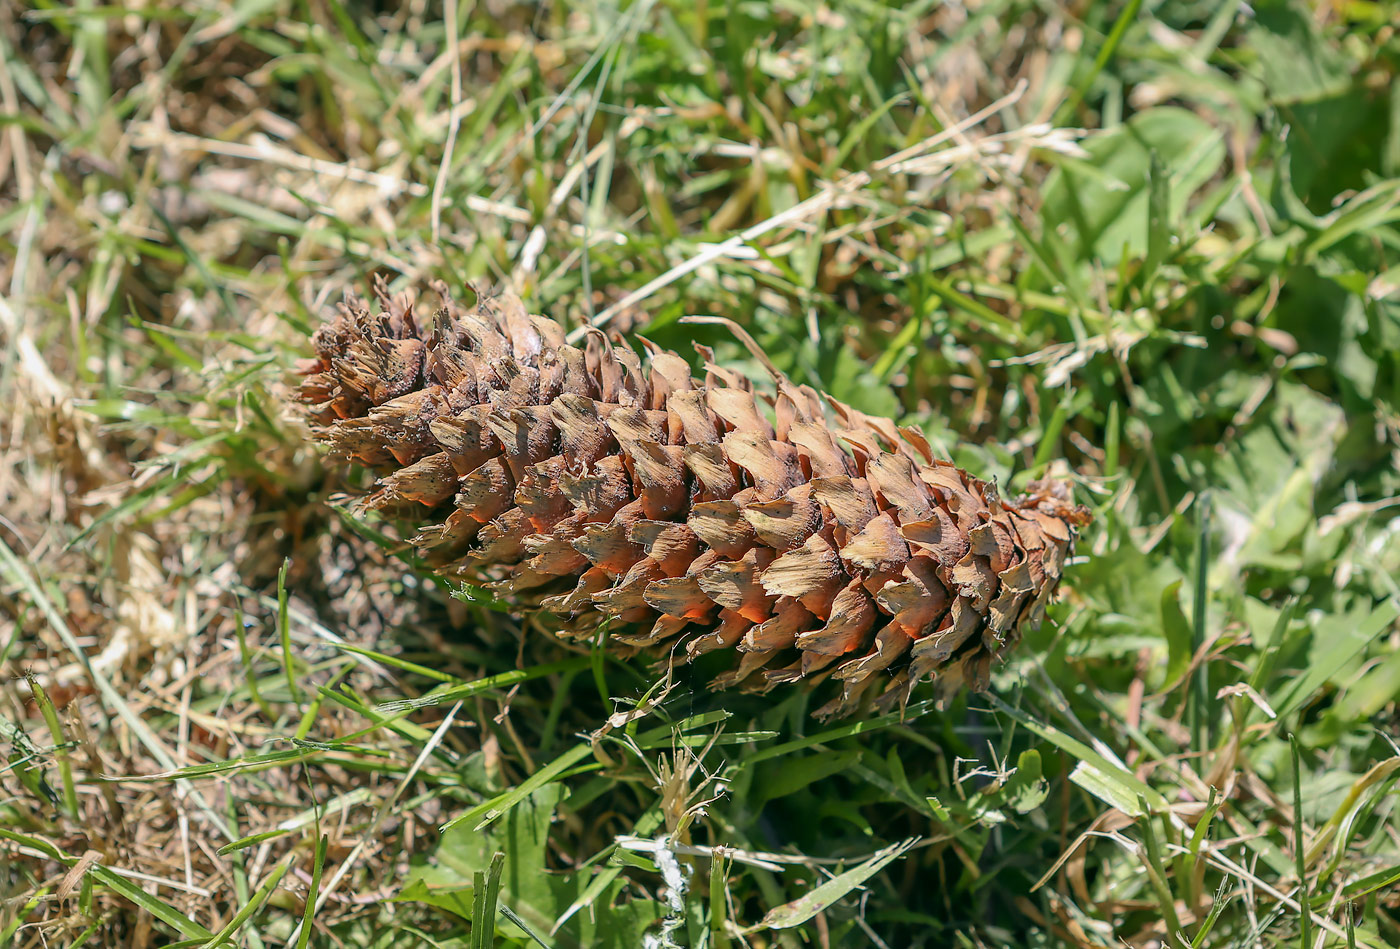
top-left (1041, 107), bottom-right (1225, 262)
top-left (754, 750), bottom-right (861, 805)
top-left (1248, 0), bottom-right (1351, 105)
top-left (1272, 601), bottom-right (1400, 720)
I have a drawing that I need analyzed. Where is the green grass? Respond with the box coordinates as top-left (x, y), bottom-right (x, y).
top-left (3, 0), bottom-right (1400, 946)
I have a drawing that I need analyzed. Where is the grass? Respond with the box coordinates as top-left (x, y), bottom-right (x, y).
top-left (3, 0), bottom-right (1400, 946)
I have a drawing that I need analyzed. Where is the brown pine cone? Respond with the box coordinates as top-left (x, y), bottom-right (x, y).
top-left (294, 279), bottom-right (1090, 718)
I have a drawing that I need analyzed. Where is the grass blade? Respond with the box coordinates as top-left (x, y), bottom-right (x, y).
top-left (759, 838), bottom-right (919, 930)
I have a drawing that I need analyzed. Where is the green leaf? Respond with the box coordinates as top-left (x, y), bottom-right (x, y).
top-left (1159, 579), bottom-right (1193, 687)
top-left (1248, 0), bottom-right (1351, 105)
top-left (402, 784), bottom-right (663, 949)
top-left (471, 852), bottom-right (506, 949)
top-left (987, 695), bottom-right (1169, 816)
top-left (1070, 761), bottom-right (1147, 817)
top-left (760, 837), bottom-right (919, 930)
top-left (1003, 749), bottom-right (1049, 815)
top-left (1272, 600), bottom-right (1400, 720)
top-left (1336, 863), bottom-right (1400, 904)
top-left (1042, 107), bottom-right (1225, 263)
top-left (200, 855), bottom-right (292, 948)
top-left (1142, 150), bottom-right (1170, 286)
top-left (754, 750), bottom-right (861, 805)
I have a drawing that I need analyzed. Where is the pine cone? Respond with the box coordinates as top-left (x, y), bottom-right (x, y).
top-left (294, 280), bottom-right (1090, 717)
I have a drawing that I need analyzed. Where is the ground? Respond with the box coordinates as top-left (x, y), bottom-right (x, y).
top-left (3, 1), bottom-right (1400, 947)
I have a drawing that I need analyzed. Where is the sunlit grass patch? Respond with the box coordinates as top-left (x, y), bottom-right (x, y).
top-left (3, 1), bottom-right (1400, 946)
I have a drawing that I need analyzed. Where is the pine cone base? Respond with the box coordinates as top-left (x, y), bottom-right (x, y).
top-left (294, 281), bottom-right (1089, 718)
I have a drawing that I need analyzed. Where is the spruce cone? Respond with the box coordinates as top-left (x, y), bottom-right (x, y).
top-left (294, 280), bottom-right (1090, 717)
